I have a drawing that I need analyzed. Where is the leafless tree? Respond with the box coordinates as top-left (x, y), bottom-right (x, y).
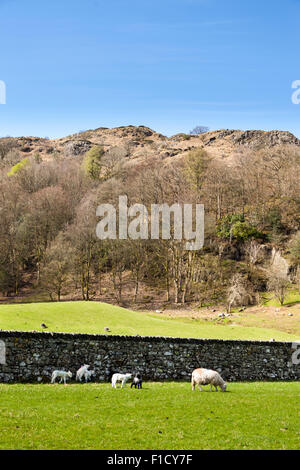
top-left (189, 126), bottom-right (209, 135)
top-left (267, 272), bottom-right (290, 306)
top-left (227, 273), bottom-right (254, 313)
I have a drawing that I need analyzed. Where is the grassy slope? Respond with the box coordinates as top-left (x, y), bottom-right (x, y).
top-left (0, 382), bottom-right (299, 450)
top-left (264, 289), bottom-right (300, 307)
top-left (0, 301), bottom-right (298, 341)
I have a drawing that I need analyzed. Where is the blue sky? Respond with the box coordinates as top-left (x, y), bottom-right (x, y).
top-left (0, 0), bottom-right (300, 138)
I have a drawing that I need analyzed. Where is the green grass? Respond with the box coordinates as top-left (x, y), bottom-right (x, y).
top-left (0, 382), bottom-right (299, 450)
top-left (0, 301), bottom-right (298, 341)
top-left (264, 289), bottom-right (300, 307)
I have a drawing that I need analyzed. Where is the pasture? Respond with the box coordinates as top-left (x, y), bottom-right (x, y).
top-left (0, 301), bottom-right (298, 341)
top-left (0, 382), bottom-right (299, 450)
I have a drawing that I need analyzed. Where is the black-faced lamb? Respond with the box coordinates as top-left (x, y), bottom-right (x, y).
top-left (131, 373), bottom-right (142, 389)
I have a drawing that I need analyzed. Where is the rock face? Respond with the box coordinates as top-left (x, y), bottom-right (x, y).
top-left (0, 331), bottom-right (298, 383)
top-left (230, 130), bottom-right (300, 148)
top-left (64, 139), bottom-right (92, 156)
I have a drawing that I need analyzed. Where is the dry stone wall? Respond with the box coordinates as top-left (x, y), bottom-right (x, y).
top-left (0, 331), bottom-right (299, 383)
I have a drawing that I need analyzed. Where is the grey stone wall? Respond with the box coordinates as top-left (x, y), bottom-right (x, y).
top-left (0, 331), bottom-right (299, 383)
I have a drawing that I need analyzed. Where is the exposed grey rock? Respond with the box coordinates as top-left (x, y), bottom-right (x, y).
top-left (64, 140), bottom-right (92, 156)
top-left (231, 130), bottom-right (300, 148)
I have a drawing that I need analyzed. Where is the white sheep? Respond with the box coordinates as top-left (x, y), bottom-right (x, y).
top-left (76, 364), bottom-right (90, 382)
top-left (111, 373), bottom-right (132, 388)
top-left (192, 368), bottom-right (227, 392)
top-left (84, 369), bottom-right (95, 382)
top-left (51, 370), bottom-right (72, 385)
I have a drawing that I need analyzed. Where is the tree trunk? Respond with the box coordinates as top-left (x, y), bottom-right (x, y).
top-left (134, 271), bottom-right (139, 303)
top-left (98, 271), bottom-right (102, 296)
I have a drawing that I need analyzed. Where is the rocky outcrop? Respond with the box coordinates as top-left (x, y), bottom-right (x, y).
top-left (64, 139), bottom-right (92, 156)
top-left (231, 130), bottom-right (300, 148)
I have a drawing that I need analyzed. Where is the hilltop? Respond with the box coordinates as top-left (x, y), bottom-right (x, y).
top-left (1, 126), bottom-right (299, 168)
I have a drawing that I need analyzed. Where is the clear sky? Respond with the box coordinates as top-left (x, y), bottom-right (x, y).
top-left (0, 0), bottom-right (300, 138)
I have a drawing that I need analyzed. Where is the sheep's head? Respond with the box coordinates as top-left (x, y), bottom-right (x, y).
top-left (222, 382), bottom-right (227, 392)
top-left (68, 371), bottom-right (73, 378)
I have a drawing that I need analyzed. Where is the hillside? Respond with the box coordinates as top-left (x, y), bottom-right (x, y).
top-left (0, 124), bottom-right (300, 311)
top-left (0, 301), bottom-right (298, 341)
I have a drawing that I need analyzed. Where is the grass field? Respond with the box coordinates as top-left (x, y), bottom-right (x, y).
top-left (264, 289), bottom-right (300, 308)
top-left (0, 382), bottom-right (299, 450)
top-left (0, 301), bottom-right (298, 341)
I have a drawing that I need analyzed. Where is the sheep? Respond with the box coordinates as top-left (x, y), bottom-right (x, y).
top-left (131, 373), bottom-right (142, 389)
top-left (76, 364), bottom-right (90, 382)
top-left (84, 369), bottom-right (95, 382)
top-left (51, 370), bottom-right (72, 385)
top-left (192, 368), bottom-right (227, 392)
top-left (111, 373), bottom-right (132, 389)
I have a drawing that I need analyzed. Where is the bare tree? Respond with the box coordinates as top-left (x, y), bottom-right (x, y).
top-left (108, 241), bottom-right (129, 304)
top-left (227, 274), bottom-right (254, 313)
top-left (128, 240), bottom-right (146, 303)
top-left (267, 272), bottom-right (290, 306)
top-left (245, 240), bottom-right (264, 270)
top-left (189, 126), bottom-right (210, 135)
top-left (42, 236), bottom-right (73, 301)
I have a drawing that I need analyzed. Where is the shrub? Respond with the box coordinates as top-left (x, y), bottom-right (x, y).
top-left (83, 145), bottom-right (105, 179)
top-left (7, 157), bottom-right (30, 176)
top-left (217, 214), bottom-right (263, 242)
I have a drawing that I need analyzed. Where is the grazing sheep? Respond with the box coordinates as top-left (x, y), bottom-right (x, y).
top-left (111, 373), bottom-right (132, 389)
top-left (51, 370), bottom-right (72, 385)
top-left (131, 373), bottom-right (143, 389)
top-left (76, 364), bottom-right (90, 382)
top-left (192, 368), bottom-right (227, 392)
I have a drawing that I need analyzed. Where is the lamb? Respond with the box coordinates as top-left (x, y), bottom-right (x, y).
top-left (192, 368), bottom-right (227, 392)
top-left (131, 373), bottom-right (142, 389)
top-left (76, 364), bottom-right (90, 382)
top-left (111, 373), bottom-right (132, 389)
top-left (51, 370), bottom-right (73, 385)
top-left (84, 369), bottom-right (95, 382)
